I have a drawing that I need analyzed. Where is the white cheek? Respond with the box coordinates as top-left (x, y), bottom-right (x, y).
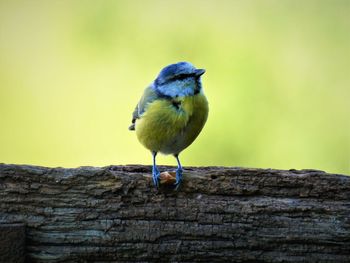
top-left (165, 82), bottom-right (180, 96)
top-left (158, 79), bottom-right (195, 97)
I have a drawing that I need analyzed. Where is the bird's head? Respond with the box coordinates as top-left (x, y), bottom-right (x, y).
top-left (153, 62), bottom-right (205, 98)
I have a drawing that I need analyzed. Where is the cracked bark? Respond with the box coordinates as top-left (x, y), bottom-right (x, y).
top-left (0, 164), bottom-right (349, 262)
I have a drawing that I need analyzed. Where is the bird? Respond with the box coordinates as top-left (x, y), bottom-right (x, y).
top-left (129, 62), bottom-right (209, 188)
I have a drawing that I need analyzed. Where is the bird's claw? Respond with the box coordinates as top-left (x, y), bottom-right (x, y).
top-left (174, 168), bottom-right (183, 189)
top-left (152, 167), bottom-right (160, 188)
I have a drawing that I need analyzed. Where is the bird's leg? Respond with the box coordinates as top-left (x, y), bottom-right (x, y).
top-left (152, 151), bottom-right (160, 188)
top-left (174, 154), bottom-right (183, 188)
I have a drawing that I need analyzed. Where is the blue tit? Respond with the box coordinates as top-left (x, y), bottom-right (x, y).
top-left (129, 62), bottom-right (209, 188)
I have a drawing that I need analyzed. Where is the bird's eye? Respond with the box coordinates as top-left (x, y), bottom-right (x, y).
top-left (172, 73), bottom-right (193, 81)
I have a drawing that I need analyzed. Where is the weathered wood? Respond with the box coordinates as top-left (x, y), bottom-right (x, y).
top-left (0, 164), bottom-right (349, 262)
top-left (0, 223), bottom-right (25, 263)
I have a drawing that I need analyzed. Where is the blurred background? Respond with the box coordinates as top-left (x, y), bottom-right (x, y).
top-left (0, 0), bottom-right (349, 174)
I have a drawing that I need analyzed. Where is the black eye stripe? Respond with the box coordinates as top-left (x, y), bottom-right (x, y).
top-left (160, 74), bottom-right (195, 85)
top-left (173, 73), bottom-right (195, 81)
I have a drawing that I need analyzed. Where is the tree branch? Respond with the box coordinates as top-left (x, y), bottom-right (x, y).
top-left (0, 164), bottom-right (349, 262)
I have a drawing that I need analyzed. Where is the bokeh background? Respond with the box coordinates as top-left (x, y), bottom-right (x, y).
top-left (0, 0), bottom-right (349, 174)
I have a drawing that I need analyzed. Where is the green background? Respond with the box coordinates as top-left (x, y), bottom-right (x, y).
top-left (0, 1), bottom-right (349, 174)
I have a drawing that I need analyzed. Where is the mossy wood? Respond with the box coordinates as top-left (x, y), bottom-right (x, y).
top-left (0, 164), bottom-right (349, 262)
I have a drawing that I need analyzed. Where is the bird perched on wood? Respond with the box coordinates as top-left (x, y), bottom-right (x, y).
top-left (129, 62), bottom-right (209, 188)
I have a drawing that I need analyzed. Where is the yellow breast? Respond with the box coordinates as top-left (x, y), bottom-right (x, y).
top-left (135, 93), bottom-right (208, 154)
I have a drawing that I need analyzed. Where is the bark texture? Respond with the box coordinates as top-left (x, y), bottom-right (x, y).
top-left (0, 164), bottom-right (349, 262)
top-left (0, 223), bottom-right (25, 263)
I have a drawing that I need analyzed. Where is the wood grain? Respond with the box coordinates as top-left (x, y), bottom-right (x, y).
top-left (0, 164), bottom-right (349, 262)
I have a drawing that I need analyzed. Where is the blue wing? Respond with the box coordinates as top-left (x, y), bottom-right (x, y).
top-left (128, 85), bottom-right (160, 130)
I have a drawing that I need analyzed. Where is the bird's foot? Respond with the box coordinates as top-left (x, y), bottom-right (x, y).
top-left (152, 166), bottom-right (160, 188)
top-left (174, 167), bottom-right (183, 189)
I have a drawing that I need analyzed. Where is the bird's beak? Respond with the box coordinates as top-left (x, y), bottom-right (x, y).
top-left (195, 69), bottom-right (206, 77)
